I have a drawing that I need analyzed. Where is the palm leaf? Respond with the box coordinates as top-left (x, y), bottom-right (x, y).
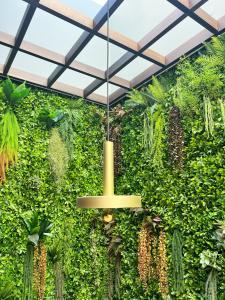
top-left (10, 82), bottom-right (30, 104)
top-left (2, 78), bottom-right (14, 102)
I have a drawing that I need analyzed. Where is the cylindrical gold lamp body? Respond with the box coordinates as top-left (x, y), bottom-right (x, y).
top-left (103, 141), bottom-right (114, 196)
top-left (77, 141), bottom-right (141, 208)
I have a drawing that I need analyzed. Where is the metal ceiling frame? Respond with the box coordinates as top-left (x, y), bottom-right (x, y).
top-left (0, 0), bottom-right (224, 105)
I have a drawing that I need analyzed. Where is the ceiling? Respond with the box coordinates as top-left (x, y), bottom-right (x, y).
top-left (0, 0), bottom-right (225, 105)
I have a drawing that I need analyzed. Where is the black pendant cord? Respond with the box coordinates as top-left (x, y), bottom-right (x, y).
top-left (106, 0), bottom-right (110, 141)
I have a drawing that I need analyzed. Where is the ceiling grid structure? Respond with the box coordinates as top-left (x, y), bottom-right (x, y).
top-left (0, 0), bottom-right (224, 105)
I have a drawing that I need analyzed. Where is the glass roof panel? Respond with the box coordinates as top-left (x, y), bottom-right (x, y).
top-left (150, 17), bottom-right (204, 56)
top-left (201, 0), bottom-right (225, 19)
top-left (93, 82), bottom-right (118, 96)
top-left (109, 0), bottom-right (176, 42)
top-left (0, 45), bottom-right (10, 65)
top-left (116, 57), bottom-right (152, 81)
top-left (11, 51), bottom-right (57, 78)
top-left (57, 69), bottom-right (94, 89)
top-left (0, 0), bottom-right (28, 36)
top-left (75, 36), bottom-right (126, 70)
top-left (24, 8), bottom-right (84, 55)
top-left (59, 0), bottom-right (106, 18)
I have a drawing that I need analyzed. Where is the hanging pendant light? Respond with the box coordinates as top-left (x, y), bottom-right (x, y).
top-left (77, 0), bottom-right (141, 209)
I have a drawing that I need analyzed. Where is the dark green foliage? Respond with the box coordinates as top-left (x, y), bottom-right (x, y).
top-left (59, 107), bottom-right (81, 160)
top-left (171, 229), bottom-right (184, 296)
top-left (38, 108), bottom-right (64, 129)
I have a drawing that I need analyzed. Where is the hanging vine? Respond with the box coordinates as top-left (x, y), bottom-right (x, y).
top-left (168, 106), bottom-right (184, 170)
top-left (157, 230), bottom-right (169, 298)
top-left (127, 76), bottom-right (167, 169)
top-left (138, 223), bottom-right (152, 289)
top-left (171, 229), bottom-right (184, 296)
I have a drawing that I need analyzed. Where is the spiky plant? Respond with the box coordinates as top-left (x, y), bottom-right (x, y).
top-left (0, 78), bottom-right (29, 182)
top-left (171, 229), bottom-right (184, 296)
top-left (168, 106), bottom-right (184, 169)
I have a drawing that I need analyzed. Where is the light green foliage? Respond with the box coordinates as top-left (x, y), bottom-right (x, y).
top-left (173, 78), bottom-right (199, 114)
top-left (148, 76), bottom-right (166, 102)
top-left (200, 250), bottom-right (220, 270)
top-left (0, 78), bottom-right (29, 180)
top-left (48, 127), bottom-right (69, 184)
top-left (0, 110), bottom-right (20, 159)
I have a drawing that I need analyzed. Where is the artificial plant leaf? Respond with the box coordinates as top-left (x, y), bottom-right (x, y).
top-left (52, 111), bottom-right (64, 123)
top-left (10, 82), bottom-right (30, 104)
top-left (2, 78), bottom-right (14, 102)
top-left (28, 233), bottom-right (39, 245)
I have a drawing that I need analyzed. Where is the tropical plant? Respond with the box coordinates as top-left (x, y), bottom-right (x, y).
top-left (200, 250), bottom-right (221, 300)
top-left (22, 212), bottom-right (52, 300)
top-left (22, 212), bottom-right (39, 300)
top-left (171, 229), bottom-right (184, 296)
top-left (0, 78), bottom-right (29, 182)
top-left (127, 76), bottom-right (166, 168)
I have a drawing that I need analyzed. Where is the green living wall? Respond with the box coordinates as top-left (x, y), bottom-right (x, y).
top-left (0, 34), bottom-right (225, 300)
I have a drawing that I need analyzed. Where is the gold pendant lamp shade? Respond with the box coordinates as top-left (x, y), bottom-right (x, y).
top-left (77, 141), bottom-right (141, 208)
